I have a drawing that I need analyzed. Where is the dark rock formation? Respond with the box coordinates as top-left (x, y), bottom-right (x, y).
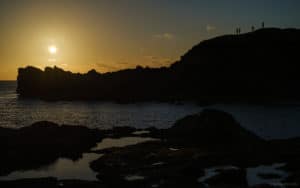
top-left (0, 121), bottom-right (103, 176)
top-left (17, 66), bottom-right (173, 102)
top-left (89, 109), bottom-right (299, 187)
top-left (17, 28), bottom-right (300, 103)
top-left (171, 28), bottom-right (300, 103)
top-left (204, 168), bottom-right (248, 187)
top-left (0, 120), bottom-right (148, 177)
top-left (257, 173), bottom-right (282, 179)
top-left (0, 178), bottom-right (104, 188)
top-left (165, 109), bottom-right (266, 151)
top-left (1, 109), bottom-right (300, 187)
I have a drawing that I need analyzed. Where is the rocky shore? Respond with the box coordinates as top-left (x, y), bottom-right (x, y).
top-left (0, 109), bottom-right (300, 187)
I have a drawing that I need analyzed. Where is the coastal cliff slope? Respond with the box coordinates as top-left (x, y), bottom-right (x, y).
top-left (17, 28), bottom-right (300, 102)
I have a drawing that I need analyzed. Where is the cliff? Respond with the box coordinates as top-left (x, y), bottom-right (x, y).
top-left (17, 28), bottom-right (300, 102)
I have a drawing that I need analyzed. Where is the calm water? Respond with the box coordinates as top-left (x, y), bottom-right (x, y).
top-left (0, 137), bottom-right (156, 181)
top-left (0, 153), bottom-right (101, 181)
top-left (0, 81), bottom-right (201, 130)
top-left (1, 81), bottom-right (300, 139)
top-left (198, 164), bottom-right (290, 187)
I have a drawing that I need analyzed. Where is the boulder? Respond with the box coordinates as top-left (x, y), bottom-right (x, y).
top-left (0, 121), bottom-right (103, 176)
top-left (165, 109), bottom-right (266, 151)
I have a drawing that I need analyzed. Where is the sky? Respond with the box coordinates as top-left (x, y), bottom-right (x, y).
top-left (0, 0), bottom-right (300, 80)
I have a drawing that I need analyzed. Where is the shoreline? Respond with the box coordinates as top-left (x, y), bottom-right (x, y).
top-left (0, 109), bottom-right (300, 187)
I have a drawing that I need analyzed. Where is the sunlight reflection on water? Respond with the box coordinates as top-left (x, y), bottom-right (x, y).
top-left (0, 82), bottom-right (201, 129)
top-left (1, 82), bottom-right (300, 139)
top-left (92, 137), bottom-right (159, 151)
top-left (0, 153), bottom-right (101, 181)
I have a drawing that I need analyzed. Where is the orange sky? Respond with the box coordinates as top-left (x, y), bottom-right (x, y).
top-left (0, 0), bottom-right (299, 80)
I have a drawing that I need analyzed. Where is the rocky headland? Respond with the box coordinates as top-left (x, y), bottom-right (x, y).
top-left (17, 28), bottom-right (300, 103)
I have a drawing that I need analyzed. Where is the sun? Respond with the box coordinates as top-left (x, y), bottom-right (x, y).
top-left (48, 45), bottom-right (57, 54)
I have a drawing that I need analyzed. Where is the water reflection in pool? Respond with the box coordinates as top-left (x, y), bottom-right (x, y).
top-left (92, 137), bottom-right (159, 151)
top-left (0, 153), bottom-right (101, 181)
top-left (0, 137), bottom-right (159, 181)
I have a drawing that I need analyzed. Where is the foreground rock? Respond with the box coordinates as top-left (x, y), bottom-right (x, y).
top-left (1, 109), bottom-right (300, 187)
top-left (0, 121), bottom-right (152, 177)
top-left (0, 178), bottom-right (105, 188)
top-left (165, 109), bottom-right (266, 152)
top-left (89, 109), bottom-right (300, 187)
top-left (0, 121), bottom-right (103, 176)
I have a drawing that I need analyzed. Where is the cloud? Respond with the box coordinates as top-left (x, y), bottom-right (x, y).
top-left (95, 61), bottom-right (130, 72)
top-left (96, 63), bottom-right (118, 70)
top-left (153, 33), bottom-right (175, 40)
top-left (206, 25), bottom-right (216, 32)
top-left (144, 56), bottom-right (173, 66)
top-left (117, 61), bottom-right (130, 65)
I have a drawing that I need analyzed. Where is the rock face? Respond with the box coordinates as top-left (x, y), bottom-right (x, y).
top-left (0, 178), bottom-right (104, 188)
top-left (17, 28), bottom-right (300, 102)
top-left (17, 66), bottom-right (173, 102)
top-left (204, 168), bottom-right (248, 187)
top-left (89, 109), bottom-right (272, 187)
top-left (0, 121), bottom-right (146, 177)
top-left (165, 109), bottom-right (266, 151)
top-left (1, 110), bottom-right (300, 187)
top-left (0, 121), bottom-right (103, 176)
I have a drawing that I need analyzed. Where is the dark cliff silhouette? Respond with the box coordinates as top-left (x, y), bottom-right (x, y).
top-left (17, 66), bottom-right (174, 102)
top-left (17, 28), bottom-right (300, 102)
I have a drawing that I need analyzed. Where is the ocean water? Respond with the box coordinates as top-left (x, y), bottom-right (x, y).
top-left (1, 81), bottom-right (300, 139)
top-left (0, 81), bottom-right (201, 130)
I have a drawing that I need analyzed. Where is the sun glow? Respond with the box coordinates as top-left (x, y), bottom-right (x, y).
top-left (48, 45), bottom-right (57, 54)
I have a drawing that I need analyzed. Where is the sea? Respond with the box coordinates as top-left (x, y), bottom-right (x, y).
top-left (1, 81), bottom-right (300, 140)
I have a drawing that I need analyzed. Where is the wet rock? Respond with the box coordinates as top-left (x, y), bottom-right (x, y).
top-left (1, 109), bottom-right (300, 187)
top-left (204, 168), bottom-right (248, 187)
top-left (89, 109), bottom-right (300, 187)
top-left (0, 178), bottom-right (105, 188)
top-left (108, 126), bottom-right (137, 138)
top-left (281, 159), bottom-right (300, 185)
top-left (251, 184), bottom-right (277, 188)
top-left (165, 109), bottom-right (266, 152)
top-left (0, 178), bottom-right (58, 188)
top-left (0, 121), bottom-right (103, 176)
top-left (90, 140), bottom-right (205, 187)
top-left (257, 173), bottom-right (282, 179)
